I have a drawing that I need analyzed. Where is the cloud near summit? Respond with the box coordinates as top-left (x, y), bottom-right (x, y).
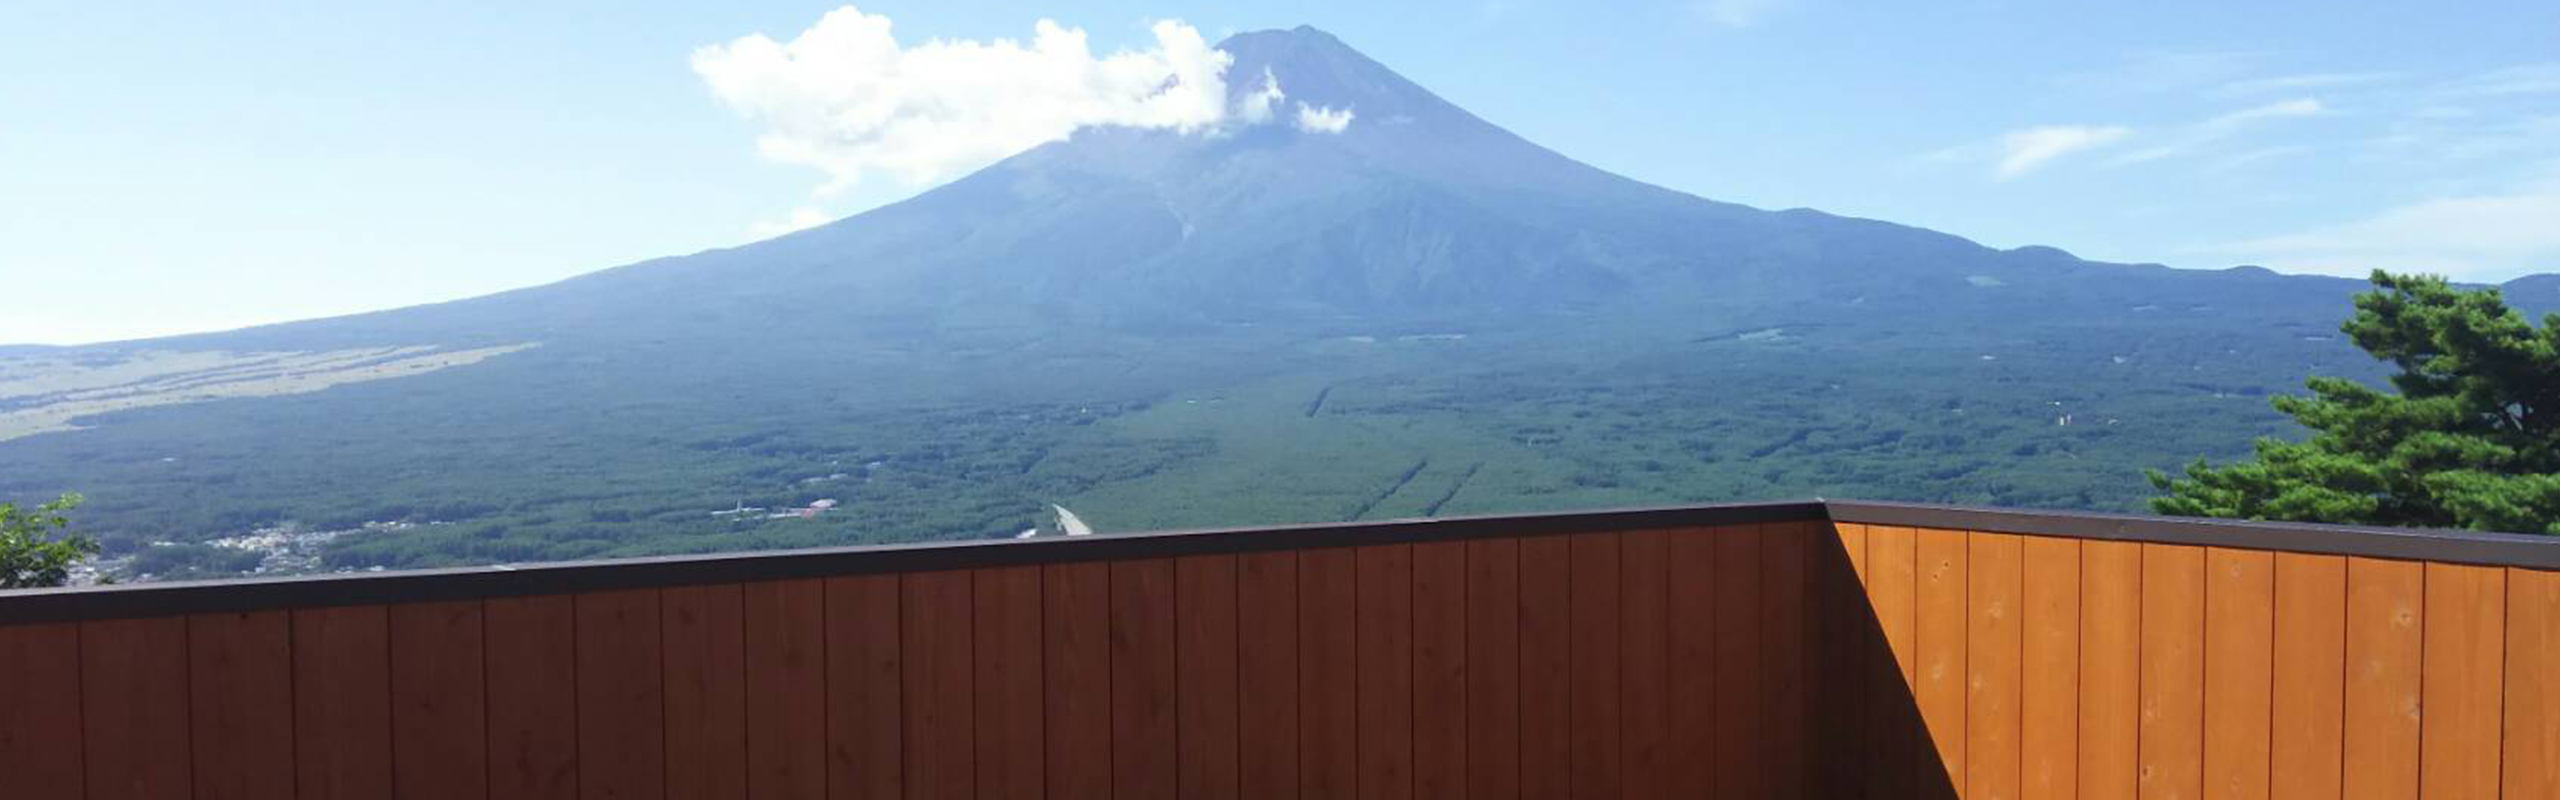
top-left (694, 7), bottom-right (1350, 200)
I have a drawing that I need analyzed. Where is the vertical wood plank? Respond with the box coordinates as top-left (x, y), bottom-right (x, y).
top-left (576, 589), bottom-right (665, 800)
top-left (391, 600), bottom-right (489, 800)
top-left (2271, 554), bottom-right (2345, 800)
top-left (1822, 522), bottom-right (1872, 800)
top-left (2138, 544), bottom-right (2205, 800)
top-left (1238, 551), bottom-right (1301, 800)
top-left (2342, 558), bottom-right (2421, 800)
top-left (1359, 544), bottom-right (1417, 800)
top-left (1621, 530), bottom-right (1670, 800)
top-left (903, 570), bottom-right (976, 800)
top-left (975, 566), bottom-right (1045, 800)
top-left (2419, 563), bottom-right (2504, 800)
top-left (1519, 535), bottom-right (1574, 799)
top-left (826, 575), bottom-right (903, 800)
top-left (0, 622), bottom-right (83, 799)
top-left (744, 579), bottom-right (827, 800)
top-left (1918, 527), bottom-right (1971, 798)
top-left (2022, 536), bottom-right (2081, 800)
top-left (1044, 562), bottom-right (1111, 800)
top-left (295, 606), bottom-right (393, 800)
top-left (1413, 541), bottom-right (1470, 799)
top-left (190, 610), bottom-right (297, 800)
top-left (2080, 540), bottom-right (2142, 800)
top-left (485, 595), bottom-right (579, 800)
top-left (1716, 525), bottom-right (1768, 798)
top-left (1301, 547), bottom-right (1361, 800)
top-left (2508, 568), bottom-right (2560, 800)
top-left (1570, 533), bottom-right (1622, 800)
top-left (1111, 558), bottom-right (1178, 800)
top-left (1468, 539), bottom-right (1522, 800)
top-left (1177, 554), bottom-right (1241, 800)
top-left (1765, 522), bottom-right (1810, 800)
top-left (1667, 528), bottom-right (1718, 800)
top-left (1969, 533), bottom-right (2024, 800)
top-left (1869, 524), bottom-right (1924, 799)
top-left (81, 616), bottom-right (192, 800)
top-left (2203, 549), bottom-right (2273, 800)
top-left (663, 584), bottom-right (748, 800)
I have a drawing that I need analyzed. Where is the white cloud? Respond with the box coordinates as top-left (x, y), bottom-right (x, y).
top-left (2204, 174), bottom-right (2560, 280)
top-left (748, 207), bottom-right (833, 238)
top-left (692, 8), bottom-right (1236, 197)
top-left (1236, 68), bottom-right (1285, 125)
top-left (2436, 63), bottom-right (2560, 97)
top-left (1993, 125), bottom-right (2133, 178)
top-left (1691, 0), bottom-right (1784, 28)
top-left (2108, 97), bottom-right (2324, 166)
top-left (1295, 103), bottom-right (1354, 134)
top-left (2212, 71), bottom-right (2394, 98)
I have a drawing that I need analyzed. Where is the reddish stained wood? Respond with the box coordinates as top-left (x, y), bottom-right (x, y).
top-left (1569, 533), bottom-right (1623, 800)
top-left (1044, 562), bottom-right (1111, 800)
top-left (190, 610), bottom-right (297, 800)
top-left (0, 622), bottom-right (84, 799)
top-left (1867, 524), bottom-right (1925, 799)
top-left (2342, 558), bottom-right (2421, 800)
top-left (2021, 536), bottom-right (2081, 800)
top-left (1818, 522), bottom-right (1872, 800)
top-left (975, 566), bottom-right (1045, 800)
top-left (81, 616), bottom-right (192, 800)
top-left (2203, 548), bottom-right (2273, 800)
top-left (1359, 544), bottom-right (1418, 800)
top-left (1111, 558), bottom-right (1178, 800)
top-left (2507, 568), bottom-right (2560, 799)
top-left (1176, 555), bottom-right (1241, 800)
top-left (902, 570), bottom-right (976, 800)
top-left (294, 606), bottom-right (393, 800)
top-left (1413, 541), bottom-right (1470, 799)
top-left (485, 594), bottom-right (580, 800)
top-left (575, 589), bottom-right (665, 800)
top-left (1666, 528), bottom-right (1718, 800)
top-left (662, 584), bottom-right (748, 800)
top-left (390, 600), bottom-right (489, 800)
top-left (1620, 530), bottom-right (1670, 800)
top-left (743, 579), bottom-right (827, 800)
top-left (1299, 547), bottom-right (1362, 800)
top-left (1467, 538), bottom-right (1523, 800)
top-left (824, 575), bottom-right (902, 800)
top-left (1238, 551), bottom-right (1302, 800)
top-left (1518, 535), bottom-right (1574, 799)
top-left (2138, 544), bottom-right (2204, 800)
top-left (1968, 533), bottom-right (2024, 800)
top-left (1916, 527), bottom-right (1969, 798)
top-left (2419, 563), bottom-right (2504, 800)
top-left (1714, 525), bottom-right (1767, 798)
top-left (2270, 554), bottom-right (2344, 800)
top-left (1763, 522), bottom-right (1809, 799)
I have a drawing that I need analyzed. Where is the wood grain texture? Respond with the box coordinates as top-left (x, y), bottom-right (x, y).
top-left (293, 607), bottom-right (394, 800)
top-left (2139, 544), bottom-right (2205, 800)
top-left (1814, 522), bottom-right (1869, 800)
top-left (662, 584), bottom-right (748, 800)
top-left (1969, 533), bottom-right (2024, 800)
top-left (1238, 550), bottom-right (1301, 800)
top-left (0, 622), bottom-right (84, 799)
top-left (974, 566), bottom-right (1045, 800)
top-left (1917, 527), bottom-right (1970, 798)
top-left (2022, 536), bottom-right (2081, 800)
top-left (1569, 533), bottom-right (1623, 800)
top-left (1467, 539), bottom-right (1522, 800)
top-left (189, 610), bottom-right (297, 800)
top-left (2419, 563), bottom-right (2504, 800)
top-left (1300, 547), bottom-right (1362, 800)
top-left (2270, 555), bottom-right (2344, 800)
top-left (2342, 558), bottom-right (2422, 800)
top-left (80, 616), bottom-right (192, 800)
top-left (902, 570), bottom-right (976, 800)
top-left (575, 589), bottom-right (665, 800)
top-left (1715, 525), bottom-right (1768, 799)
top-left (1619, 530), bottom-right (1670, 800)
top-left (485, 594), bottom-right (580, 800)
top-left (1868, 524), bottom-right (1925, 799)
top-left (1111, 558), bottom-right (1178, 800)
top-left (2203, 549), bottom-right (2272, 800)
top-left (1666, 528), bottom-right (1717, 800)
top-left (2508, 568), bottom-right (2560, 800)
top-left (1176, 555), bottom-right (1240, 800)
top-left (743, 579), bottom-right (827, 800)
top-left (1044, 562), bottom-right (1111, 800)
top-left (1764, 522), bottom-right (1810, 800)
top-left (1519, 535), bottom-right (1574, 800)
top-left (822, 574), bottom-right (902, 800)
top-left (1412, 541), bottom-right (1470, 799)
top-left (390, 601), bottom-right (488, 800)
top-left (1359, 544), bottom-right (1418, 800)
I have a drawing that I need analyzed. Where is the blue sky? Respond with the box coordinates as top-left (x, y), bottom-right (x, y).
top-left (3, 0), bottom-right (2555, 345)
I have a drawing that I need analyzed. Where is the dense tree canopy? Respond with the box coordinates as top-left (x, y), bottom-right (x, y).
top-left (2152, 271), bottom-right (2560, 533)
top-left (1, 492), bottom-right (96, 588)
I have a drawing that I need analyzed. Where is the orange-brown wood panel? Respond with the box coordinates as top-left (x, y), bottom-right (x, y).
top-left (294, 607), bottom-right (392, 800)
top-left (1413, 541), bottom-right (1470, 799)
top-left (1823, 521), bottom-right (1872, 800)
top-left (80, 616), bottom-right (191, 800)
top-left (662, 584), bottom-right (748, 800)
top-left (2270, 554), bottom-right (2344, 800)
top-left (2079, 540), bottom-right (2141, 800)
top-left (743, 579), bottom-right (827, 800)
top-left (1917, 527), bottom-right (1970, 798)
top-left (1969, 533), bottom-right (2024, 800)
top-left (576, 589), bottom-right (665, 800)
top-left (1300, 547), bottom-right (1362, 800)
top-left (1467, 538), bottom-right (1522, 800)
top-left (2138, 544), bottom-right (2204, 800)
top-left (190, 610), bottom-right (297, 800)
top-left (1715, 525), bottom-right (1768, 799)
top-left (903, 570), bottom-right (976, 800)
top-left (1519, 535), bottom-right (1574, 799)
top-left (1238, 550), bottom-right (1301, 800)
top-left (1359, 544), bottom-right (1418, 800)
top-left (1620, 530), bottom-right (1670, 800)
top-left (2342, 558), bottom-right (2421, 800)
top-left (2203, 549), bottom-right (2273, 800)
top-left (1044, 562), bottom-right (1111, 800)
top-left (1764, 522), bottom-right (1810, 799)
top-left (486, 595), bottom-right (579, 800)
top-left (1666, 528), bottom-right (1717, 800)
top-left (0, 622), bottom-right (82, 800)
top-left (390, 600), bottom-right (489, 800)
top-left (1568, 533), bottom-right (1623, 800)
top-left (1176, 554), bottom-right (1241, 800)
top-left (1111, 558), bottom-right (1178, 800)
top-left (2509, 568), bottom-right (2560, 800)
top-left (1868, 524), bottom-right (1923, 799)
top-left (2021, 536), bottom-right (2080, 800)
top-left (975, 565), bottom-right (1045, 800)
top-left (2419, 563), bottom-right (2504, 800)
top-left (826, 575), bottom-right (903, 800)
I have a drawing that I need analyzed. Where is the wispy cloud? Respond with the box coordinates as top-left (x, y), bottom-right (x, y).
top-left (1992, 125), bottom-right (2134, 179)
top-left (2434, 62), bottom-right (2560, 97)
top-left (2202, 168), bottom-right (2560, 280)
top-left (748, 207), bottom-right (833, 238)
top-left (2108, 97), bottom-right (2325, 166)
top-left (1689, 0), bottom-right (1785, 28)
top-left (2211, 71), bottom-right (2395, 98)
